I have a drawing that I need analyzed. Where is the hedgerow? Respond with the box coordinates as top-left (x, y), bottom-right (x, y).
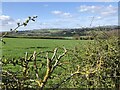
top-left (1, 16), bottom-right (120, 90)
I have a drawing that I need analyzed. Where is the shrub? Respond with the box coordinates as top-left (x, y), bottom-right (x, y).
top-left (69, 32), bottom-right (120, 89)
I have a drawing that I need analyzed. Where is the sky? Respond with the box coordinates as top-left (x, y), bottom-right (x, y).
top-left (1, 0), bottom-right (120, 2)
top-left (0, 2), bottom-right (119, 31)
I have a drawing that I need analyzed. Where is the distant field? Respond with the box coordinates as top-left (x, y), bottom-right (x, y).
top-left (2, 38), bottom-right (91, 59)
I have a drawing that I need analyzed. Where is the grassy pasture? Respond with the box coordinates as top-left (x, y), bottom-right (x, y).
top-left (2, 37), bottom-right (91, 74)
top-left (2, 38), bottom-right (91, 59)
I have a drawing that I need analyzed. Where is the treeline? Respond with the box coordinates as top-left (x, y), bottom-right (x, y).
top-left (3, 25), bottom-right (119, 38)
top-left (4, 36), bottom-right (70, 40)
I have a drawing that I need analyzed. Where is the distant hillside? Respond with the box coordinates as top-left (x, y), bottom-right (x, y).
top-left (4, 25), bottom-right (119, 38)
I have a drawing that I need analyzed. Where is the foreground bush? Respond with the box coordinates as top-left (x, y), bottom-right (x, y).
top-left (69, 33), bottom-right (120, 89)
top-left (1, 33), bottom-right (120, 89)
top-left (2, 47), bottom-right (68, 89)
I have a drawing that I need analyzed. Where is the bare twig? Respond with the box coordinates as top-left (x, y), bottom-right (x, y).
top-left (35, 47), bottom-right (67, 89)
top-left (53, 57), bottom-right (103, 89)
top-left (23, 52), bottom-right (29, 77)
top-left (1, 16), bottom-right (37, 44)
top-left (51, 48), bottom-right (58, 61)
top-left (51, 47), bottom-right (67, 73)
top-left (33, 51), bottom-right (39, 79)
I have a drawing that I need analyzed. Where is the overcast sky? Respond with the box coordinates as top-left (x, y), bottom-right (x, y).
top-left (0, 1), bottom-right (119, 31)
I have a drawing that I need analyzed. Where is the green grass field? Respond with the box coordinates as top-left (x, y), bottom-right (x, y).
top-left (2, 38), bottom-right (91, 59)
